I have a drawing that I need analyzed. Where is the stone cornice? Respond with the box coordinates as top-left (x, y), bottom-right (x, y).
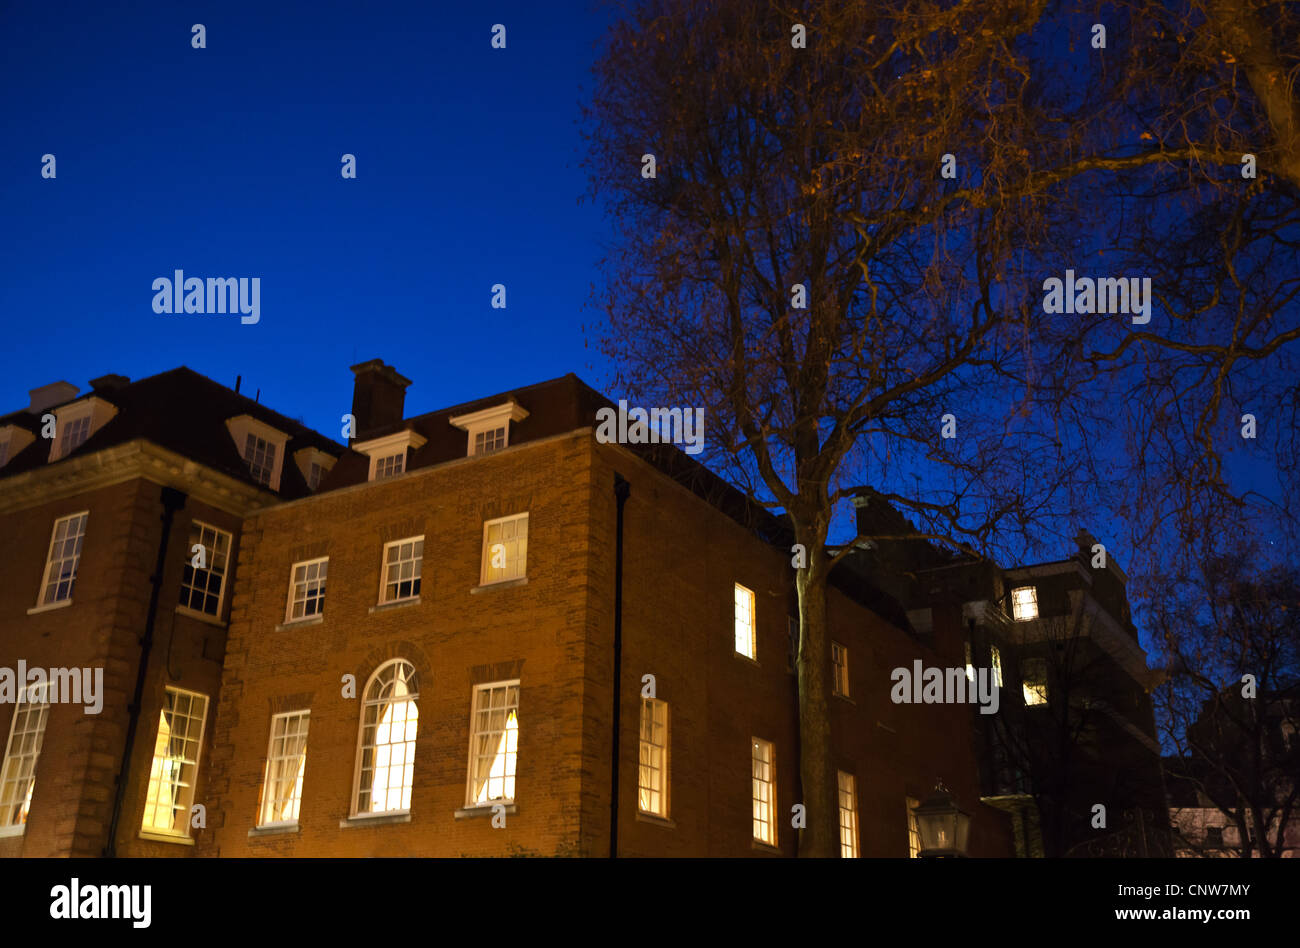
top-left (0, 438), bottom-right (277, 517)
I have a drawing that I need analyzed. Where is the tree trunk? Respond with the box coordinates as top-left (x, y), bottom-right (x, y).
top-left (794, 532), bottom-right (837, 857)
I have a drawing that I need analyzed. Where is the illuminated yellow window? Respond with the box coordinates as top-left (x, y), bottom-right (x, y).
top-left (142, 687), bottom-right (209, 836)
top-left (638, 698), bottom-right (669, 817)
top-left (258, 711), bottom-right (310, 826)
top-left (838, 772), bottom-right (859, 857)
top-left (735, 584), bottom-right (756, 659)
top-left (907, 796), bottom-right (921, 857)
top-left (467, 681), bottom-right (519, 805)
top-left (353, 661), bottom-right (418, 814)
top-left (1011, 586), bottom-right (1038, 621)
top-left (752, 738), bottom-right (776, 845)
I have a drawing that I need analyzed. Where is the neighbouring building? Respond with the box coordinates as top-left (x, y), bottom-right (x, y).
top-left (847, 494), bottom-right (1171, 857)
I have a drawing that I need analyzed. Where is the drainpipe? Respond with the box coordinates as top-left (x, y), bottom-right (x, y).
top-left (609, 474), bottom-right (630, 858)
top-left (105, 486), bottom-right (187, 857)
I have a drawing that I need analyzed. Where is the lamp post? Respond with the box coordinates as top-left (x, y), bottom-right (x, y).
top-left (911, 780), bottom-right (972, 858)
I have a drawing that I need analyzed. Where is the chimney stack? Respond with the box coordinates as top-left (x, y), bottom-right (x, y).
top-left (349, 359), bottom-right (412, 440)
top-left (28, 381), bottom-right (80, 414)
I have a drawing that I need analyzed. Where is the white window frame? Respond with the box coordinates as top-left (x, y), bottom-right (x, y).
top-left (831, 641), bottom-right (849, 697)
top-left (47, 397), bottom-right (117, 463)
top-left (0, 683), bottom-right (52, 836)
top-left (378, 536), bottom-right (423, 604)
top-left (638, 697), bottom-right (669, 818)
top-left (1011, 585), bottom-right (1039, 622)
top-left (179, 521), bottom-right (233, 618)
top-left (141, 687), bottom-right (209, 838)
top-left (751, 737), bottom-right (776, 846)
top-left (465, 680), bottom-right (520, 807)
top-left (224, 415), bottom-right (289, 491)
top-left (36, 511), bottom-right (88, 608)
top-left (838, 771), bottom-right (859, 858)
top-left (351, 660), bottom-right (419, 817)
top-left (448, 401), bottom-right (530, 458)
top-left (243, 432), bottom-right (278, 486)
top-left (285, 557), bottom-right (328, 622)
top-left (258, 710), bottom-right (311, 827)
top-left (480, 513), bottom-right (528, 585)
top-left (734, 584), bottom-right (756, 659)
top-left (354, 430), bottom-right (427, 482)
top-left (991, 644), bottom-right (1004, 688)
top-left (374, 452), bottom-right (404, 480)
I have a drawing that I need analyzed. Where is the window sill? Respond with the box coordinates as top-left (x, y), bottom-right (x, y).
top-left (138, 831), bottom-right (195, 846)
top-left (0, 824), bottom-right (26, 839)
top-left (635, 812), bottom-right (675, 829)
top-left (751, 839), bottom-right (781, 854)
top-left (470, 577), bottom-right (528, 595)
top-left (27, 599), bottom-right (73, 615)
top-left (454, 803), bottom-right (518, 820)
top-left (734, 652), bottom-right (760, 667)
top-left (369, 597), bottom-right (420, 614)
top-left (276, 615), bottom-right (324, 631)
top-left (175, 605), bottom-right (228, 627)
top-left (340, 811), bottom-right (411, 828)
top-left (249, 823), bottom-right (300, 837)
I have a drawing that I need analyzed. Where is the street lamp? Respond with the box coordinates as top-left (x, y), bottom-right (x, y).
top-left (911, 780), bottom-right (972, 858)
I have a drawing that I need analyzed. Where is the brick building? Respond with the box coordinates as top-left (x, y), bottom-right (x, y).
top-left (3, 359), bottom-right (1029, 857)
top-left (0, 369), bottom-right (342, 857)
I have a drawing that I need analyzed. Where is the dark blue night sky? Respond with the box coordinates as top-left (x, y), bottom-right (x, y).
top-left (1, 1), bottom-right (615, 433)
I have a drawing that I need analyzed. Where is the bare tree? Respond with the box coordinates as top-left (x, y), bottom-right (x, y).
top-left (1151, 547), bottom-right (1300, 857)
top-left (584, 0), bottom-right (1300, 855)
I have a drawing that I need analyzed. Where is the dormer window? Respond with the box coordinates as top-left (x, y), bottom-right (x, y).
top-left (353, 430), bottom-right (427, 482)
top-left (0, 424), bottom-right (35, 468)
top-left (244, 433), bottom-right (277, 486)
top-left (47, 397), bottom-right (118, 463)
top-left (293, 447), bottom-right (337, 492)
top-left (375, 453), bottom-right (404, 479)
top-left (449, 401), bottom-right (529, 458)
top-left (225, 415), bottom-right (290, 491)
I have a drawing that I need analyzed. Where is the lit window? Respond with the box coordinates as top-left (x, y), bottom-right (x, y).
top-left (907, 797), bottom-right (921, 857)
top-left (59, 414), bottom-right (91, 457)
top-left (1022, 657), bottom-right (1048, 706)
top-left (467, 681), bottom-right (520, 806)
top-left (751, 737), bottom-right (776, 845)
top-left (353, 661), bottom-right (418, 815)
top-left (838, 771), bottom-right (859, 858)
top-left (0, 684), bottom-right (51, 833)
top-left (480, 513), bottom-right (528, 585)
top-left (964, 641), bottom-right (975, 683)
top-left (141, 687), bottom-right (209, 836)
top-left (638, 698), bottom-right (669, 817)
top-left (474, 427), bottom-right (507, 455)
top-left (832, 641), bottom-right (850, 697)
top-left (1011, 586), bottom-right (1038, 621)
top-left (258, 711), bottom-right (310, 826)
top-left (308, 461), bottom-right (324, 490)
top-left (286, 557), bottom-right (328, 621)
top-left (243, 433), bottom-right (276, 486)
top-left (379, 536), bottom-right (423, 603)
top-left (734, 584), bottom-right (756, 659)
top-left (991, 645), bottom-right (1004, 688)
top-left (180, 522), bottom-right (232, 617)
top-left (37, 512), bottom-right (88, 606)
top-left (374, 453), bottom-right (404, 480)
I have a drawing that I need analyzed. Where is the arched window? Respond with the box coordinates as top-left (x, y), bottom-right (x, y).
top-left (353, 660), bottom-right (419, 815)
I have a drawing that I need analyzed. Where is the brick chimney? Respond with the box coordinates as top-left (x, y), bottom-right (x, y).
top-left (349, 360), bottom-right (411, 440)
top-left (28, 381), bottom-right (80, 414)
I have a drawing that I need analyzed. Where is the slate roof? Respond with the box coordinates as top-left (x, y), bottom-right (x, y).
top-left (0, 367), bottom-right (345, 500)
